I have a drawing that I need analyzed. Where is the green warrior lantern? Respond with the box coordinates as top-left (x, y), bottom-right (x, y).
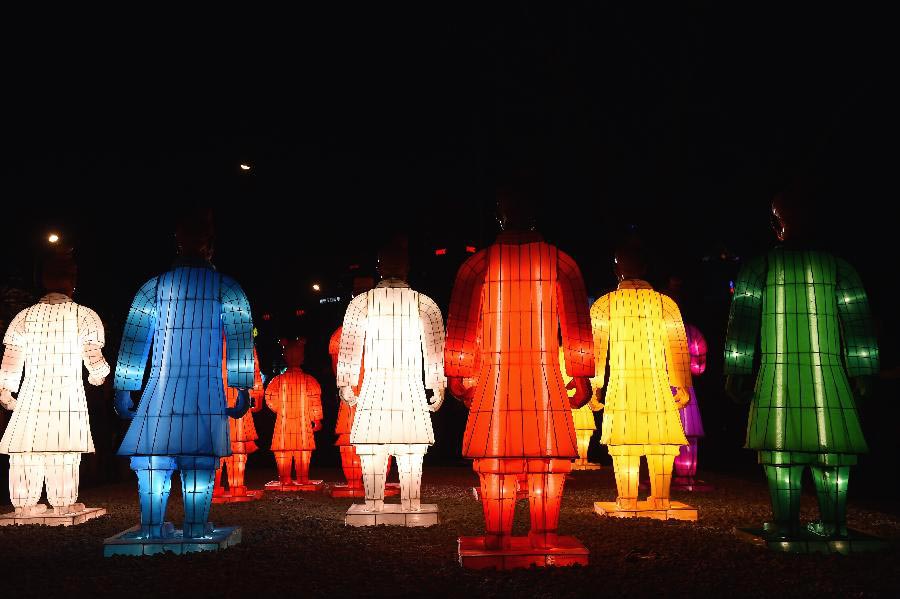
top-left (725, 193), bottom-right (878, 540)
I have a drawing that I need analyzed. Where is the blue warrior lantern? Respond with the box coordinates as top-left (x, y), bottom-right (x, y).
top-left (106, 210), bottom-right (254, 555)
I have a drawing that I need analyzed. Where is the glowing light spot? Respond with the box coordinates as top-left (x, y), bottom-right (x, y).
top-left (48, 233), bottom-right (60, 243)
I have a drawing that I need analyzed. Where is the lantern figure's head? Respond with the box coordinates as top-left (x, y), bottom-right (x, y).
top-left (771, 178), bottom-right (817, 243)
top-left (352, 276), bottom-right (375, 296)
top-left (176, 207), bottom-right (215, 261)
top-left (665, 274), bottom-right (684, 303)
top-left (496, 169), bottom-right (538, 232)
top-left (41, 248), bottom-right (77, 297)
top-left (614, 236), bottom-right (648, 281)
top-left (281, 337), bottom-right (307, 368)
top-left (377, 236), bottom-right (409, 281)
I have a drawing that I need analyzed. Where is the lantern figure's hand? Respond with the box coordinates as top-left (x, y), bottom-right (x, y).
top-left (312, 419), bottom-right (322, 432)
top-left (725, 375), bottom-right (752, 404)
top-left (567, 376), bottom-right (593, 409)
top-left (852, 375), bottom-right (874, 400)
top-left (114, 390), bottom-right (136, 420)
top-left (340, 386), bottom-right (358, 407)
top-left (87, 374), bottom-right (106, 386)
top-left (448, 376), bottom-right (475, 408)
top-left (672, 386), bottom-right (690, 408)
top-left (0, 388), bottom-right (16, 411)
top-left (426, 386), bottom-right (445, 412)
top-left (226, 389), bottom-right (251, 419)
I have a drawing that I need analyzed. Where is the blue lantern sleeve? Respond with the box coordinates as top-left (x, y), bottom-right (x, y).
top-left (221, 275), bottom-right (254, 390)
top-left (114, 277), bottom-right (159, 391)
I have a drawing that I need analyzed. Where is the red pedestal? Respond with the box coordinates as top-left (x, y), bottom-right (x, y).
top-left (211, 489), bottom-right (265, 504)
top-left (265, 480), bottom-right (324, 492)
top-left (458, 536), bottom-right (589, 570)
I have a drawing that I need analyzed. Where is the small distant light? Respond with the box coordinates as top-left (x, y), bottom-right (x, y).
top-left (349, 264), bottom-right (360, 270)
top-left (465, 245), bottom-right (476, 253)
top-left (435, 248), bottom-right (447, 256)
top-left (239, 164), bottom-right (251, 171)
top-left (295, 309), bottom-right (306, 316)
top-left (48, 233), bottom-right (60, 243)
top-left (312, 284), bottom-right (321, 292)
top-left (262, 313), bottom-right (271, 321)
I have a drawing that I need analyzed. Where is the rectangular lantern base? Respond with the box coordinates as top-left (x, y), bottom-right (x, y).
top-left (594, 500), bottom-right (698, 521)
top-left (458, 536), bottom-right (589, 570)
top-left (211, 489), bottom-right (265, 504)
top-left (345, 503), bottom-right (440, 527)
top-left (330, 482), bottom-right (400, 498)
top-left (103, 524), bottom-right (242, 557)
top-left (734, 527), bottom-right (889, 554)
top-left (0, 506), bottom-right (106, 527)
top-left (264, 480), bottom-right (324, 492)
top-left (571, 463), bottom-right (603, 471)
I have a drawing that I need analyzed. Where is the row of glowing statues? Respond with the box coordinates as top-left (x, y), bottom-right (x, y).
top-left (0, 195), bottom-right (879, 564)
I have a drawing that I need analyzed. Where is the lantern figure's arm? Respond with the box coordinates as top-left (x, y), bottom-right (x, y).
top-left (221, 276), bottom-right (254, 390)
top-left (419, 295), bottom-right (447, 411)
top-left (328, 327), bottom-right (342, 377)
top-left (308, 376), bottom-right (323, 422)
top-left (557, 250), bottom-right (595, 379)
top-left (589, 295), bottom-right (611, 395)
top-left (79, 307), bottom-right (111, 386)
top-left (249, 348), bottom-right (265, 412)
top-left (0, 309), bottom-right (26, 398)
top-left (113, 277), bottom-right (159, 391)
top-left (662, 295), bottom-right (692, 407)
top-left (445, 250), bottom-right (488, 379)
top-left (724, 256), bottom-right (765, 375)
top-left (836, 258), bottom-right (879, 377)
top-left (337, 294), bottom-right (368, 402)
top-left (686, 324), bottom-right (707, 377)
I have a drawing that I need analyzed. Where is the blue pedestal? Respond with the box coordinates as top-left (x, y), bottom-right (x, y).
top-left (103, 524), bottom-right (242, 557)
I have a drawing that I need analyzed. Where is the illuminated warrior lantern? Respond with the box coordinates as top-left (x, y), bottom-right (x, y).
top-left (107, 209), bottom-right (254, 555)
top-left (559, 348), bottom-right (603, 470)
top-left (264, 338), bottom-right (323, 491)
top-left (591, 240), bottom-right (697, 520)
top-left (0, 249), bottom-right (110, 525)
top-left (446, 181), bottom-right (594, 568)
top-left (213, 340), bottom-right (265, 502)
top-left (725, 193), bottom-right (879, 544)
top-left (337, 239), bottom-right (445, 526)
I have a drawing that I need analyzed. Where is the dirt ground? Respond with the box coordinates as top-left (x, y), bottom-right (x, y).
top-left (0, 465), bottom-right (898, 598)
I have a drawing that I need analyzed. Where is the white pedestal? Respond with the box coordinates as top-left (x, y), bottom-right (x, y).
top-left (344, 503), bottom-right (440, 527)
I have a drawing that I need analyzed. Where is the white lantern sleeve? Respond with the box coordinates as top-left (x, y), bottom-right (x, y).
top-left (0, 344), bottom-right (25, 395)
top-left (221, 277), bottom-right (255, 389)
top-left (419, 295), bottom-right (447, 398)
top-left (336, 293), bottom-right (368, 392)
top-left (113, 278), bottom-right (159, 391)
top-left (79, 307), bottom-right (111, 385)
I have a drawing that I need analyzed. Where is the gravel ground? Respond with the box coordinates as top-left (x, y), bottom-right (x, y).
top-left (1, 465), bottom-right (898, 598)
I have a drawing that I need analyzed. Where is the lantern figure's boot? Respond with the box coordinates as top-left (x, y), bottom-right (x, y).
top-left (213, 459), bottom-right (227, 496)
top-left (474, 459), bottom-right (518, 550)
top-left (45, 452), bottom-right (82, 513)
top-left (293, 450), bottom-right (312, 484)
top-left (358, 445), bottom-right (389, 511)
top-left (763, 463), bottom-right (803, 538)
top-left (526, 459), bottom-right (570, 549)
top-left (396, 447), bottom-right (426, 511)
top-left (673, 438), bottom-right (699, 483)
top-left (225, 454), bottom-right (248, 495)
top-left (274, 451), bottom-right (293, 484)
top-left (809, 465), bottom-right (851, 538)
top-left (179, 456), bottom-right (217, 538)
top-left (9, 453), bottom-right (47, 515)
top-left (646, 449), bottom-right (677, 509)
top-left (131, 456), bottom-right (176, 538)
top-left (339, 445), bottom-right (364, 490)
top-left (575, 431), bottom-right (592, 466)
top-left (609, 447), bottom-right (640, 510)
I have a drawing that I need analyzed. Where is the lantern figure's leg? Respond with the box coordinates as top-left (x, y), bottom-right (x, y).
top-left (9, 453), bottom-right (45, 514)
top-left (609, 447), bottom-right (640, 509)
top-left (227, 454), bottom-right (248, 494)
top-left (45, 452), bottom-right (80, 512)
top-left (763, 463), bottom-right (804, 537)
top-left (294, 450), bottom-right (312, 484)
top-left (526, 458), bottom-right (570, 549)
top-left (809, 464), bottom-right (851, 537)
top-left (474, 459), bottom-right (518, 550)
top-left (396, 447), bottom-right (425, 511)
top-left (131, 456), bottom-right (176, 538)
top-left (575, 431), bottom-right (592, 466)
top-left (179, 456), bottom-right (217, 538)
top-left (646, 450), bottom-right (677, 509)
top-left (359, 445), bottom-right (389, 511)
top-left (673, 438), bottom-right (698, 483)
top-left (340, 445), bottom-right (363, 490)
top-left (275, 451), bottom-right (293, 484)
top-left (213, 459), bottom-right (226, 496)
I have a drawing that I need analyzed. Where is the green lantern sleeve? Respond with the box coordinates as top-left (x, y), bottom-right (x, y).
top-left (725, 249), bottom-right (879, 455)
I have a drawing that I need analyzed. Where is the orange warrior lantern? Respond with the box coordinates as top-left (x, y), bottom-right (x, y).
top-left (264, 338), bottom-right (324, 492)
top-left (558, 347), bottom-right (603, 470)
top-left (213, 340), bottom-right (264, 502)
top-left (590, 240), bottom-right (697, 521)
top-left (446, 189), bottom-right (594, 569)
